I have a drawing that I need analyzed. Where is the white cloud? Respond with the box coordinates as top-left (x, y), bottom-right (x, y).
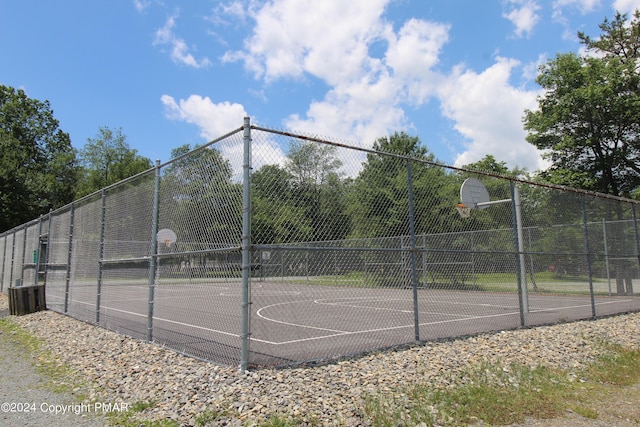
top-left (385, 18), bottom-right (450, 103)
top-left (161, 94), bottom-right (246, 140)
top-left (173, 1), bottom-right (549, 173)
top-left (503, 0), bottom-right (541, 38)
top-left (223, 0), bottom-right (390, 84)
top-left (284, 76), bottom-right (407, 147)
top-left (437, 57), bottom-right (547, 171)
top-left (207, 1), bottom-right (247, 25)
top-left (133, 0), bottom-right (150, 13)
top-left (551, 0), bottom-right (602, 41)
top-left (223, 0), bottom-right (451, 148)
top-left (553, 0), bottom-right (601, 13)
top-left (522, 53), bottom-right (547, 80)
top-left (612, 0), bottom-right (640, 13)
top-left (154, 16), bottom-right (212, 68)
top-left (161, 94), bottom-right (284, 179)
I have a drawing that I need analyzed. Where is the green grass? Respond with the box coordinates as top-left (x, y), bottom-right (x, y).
top-left (272, 270), bottom-right (611, 294)
top-left (363, 362), bottom-right (568, 426)
top-left (582, 344), bottom-right (640, 386)
top-left (362, 341), bottom-right (640, 426)
top-left (0, 317), bottom-right (85, 396)
top-left (105, 400), bottom-right (180, 427)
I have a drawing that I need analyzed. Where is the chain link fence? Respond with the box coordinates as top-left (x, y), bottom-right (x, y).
top-left (1, 118), bottom-right (640, 369)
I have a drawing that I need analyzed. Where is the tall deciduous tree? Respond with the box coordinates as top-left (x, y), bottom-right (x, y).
top-left (0, 85), bottom-right (78, 232)
top-left (161, 144), bottom-right (241, 249)
top-left (285, 140), bottom-right (350, 242)
top-left (524, 11), bottom-right (640, 295)
top-left (251, 164), bottom-right (312, 244)
top-left (524, 13), bottom-right (640, 197)
top-left (251, 141), bottom-right (350, 245)
top-left (76, 126), bottom-right (152, 197)
top-left (347, 131), bottom-right (446, 239)
top-left (578, 10), bottom-right (640, 70)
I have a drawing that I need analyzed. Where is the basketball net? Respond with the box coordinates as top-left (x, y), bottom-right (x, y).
top-left (455, 203), bottom-right (471, 218)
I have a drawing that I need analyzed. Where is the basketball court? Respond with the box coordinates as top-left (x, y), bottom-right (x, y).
top-left (46, 276), bottom-right (639, 367)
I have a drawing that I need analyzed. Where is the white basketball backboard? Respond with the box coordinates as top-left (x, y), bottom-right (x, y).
top-left (460, 178), bottom-right (490, 209)
top-left (157, 228), bottom-right (177, 246)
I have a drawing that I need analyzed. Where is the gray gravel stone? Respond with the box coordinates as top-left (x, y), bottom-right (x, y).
top-left (1, 294), bottom-right (639, 426)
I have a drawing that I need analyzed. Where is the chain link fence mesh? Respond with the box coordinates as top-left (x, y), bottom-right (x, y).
top-left (1, 119), bottom-right (640, 368)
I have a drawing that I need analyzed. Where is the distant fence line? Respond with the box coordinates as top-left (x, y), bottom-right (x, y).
top-left (1, 117), bottom-right (640, 370)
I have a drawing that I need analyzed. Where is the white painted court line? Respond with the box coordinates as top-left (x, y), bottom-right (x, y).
top-left (67, 299), bottom-right (241, 339)
top-left (255, 300), bottom-right (349, 334)
top-left (263, 310), bottom-right (524, 345)
top-left (250, 297), bottom-right (637, 346)
top-left (54, 294), bottom-right (636, 348)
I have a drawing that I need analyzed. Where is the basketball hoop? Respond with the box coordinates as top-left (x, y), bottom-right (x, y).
top-left (455, 203), bottom-right (471, 218)
top-left (156, 228), bottom-right (177, 248)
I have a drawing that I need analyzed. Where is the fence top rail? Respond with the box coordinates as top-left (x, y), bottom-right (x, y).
top-left (158, 125), bottom-right (245, 169)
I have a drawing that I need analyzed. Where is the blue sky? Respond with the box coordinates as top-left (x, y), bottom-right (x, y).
top-left (2, 0), bottom-right (640, 174)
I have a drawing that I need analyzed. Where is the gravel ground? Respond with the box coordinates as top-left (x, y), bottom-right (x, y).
top-left (0, 294), bottom-right (639, 426)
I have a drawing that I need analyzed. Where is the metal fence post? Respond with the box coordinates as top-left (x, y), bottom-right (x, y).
top-left (9, 230), bottom-right (16, 290)
top-left (602, 218), bottom-right (612, 295)
top-left (511, 182), bottom-right (526, 326)
top-left (630, 204), bottom-right (639, 296)
top-left (96, 190), bottom-right (106, 324)
top-left (147, 160), bottom-right (161, 342)
top-left (64, 205), bottom-right (75, 313)
top-left (0, 232), bottom-right (6, 292)
top-left (44, 211), bottom-right (52, 287)
top-left (36, 216), bottom-right (45, 286)
top-left (580, 195), bottom-right (596, 317)
top-left (20, 224), bottom-right (28, 283)
top-left (406, 160), bottom-right (420, 341)
top-left (241, 116), bottom-right (252, 371)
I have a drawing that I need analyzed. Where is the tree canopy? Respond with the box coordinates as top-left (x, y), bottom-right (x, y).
top-left (76, 126), bottom-right (152, 197)
top-left (524, 10), bottom-right (640, 197)
top-left (0, 85), bottom-right (77, 232)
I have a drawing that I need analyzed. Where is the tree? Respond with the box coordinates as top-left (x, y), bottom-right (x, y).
top-left (251, 164), bottom-right (313, 244)
top-left (0, 85), bottom-right (78, 232)
top-left (161, 144), bottom-right (241, 249)
top-left (347, 131), bottom-right (448, 239)
top-left (523, 12), bottom-right (640, 295)
top-left (76, 126), bottom-right (152, 197)
top-left (524, 14), bottom-right (640, 197)
top-left (251, 141), bottom-right (350, 245)
top-left (578, 10), bottom-right (640, 71)
top-left (285, 140), bottom-right (350, 242)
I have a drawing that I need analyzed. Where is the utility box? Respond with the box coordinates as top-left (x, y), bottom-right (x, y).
top-left (8, 281), bottom-right (46, 316)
